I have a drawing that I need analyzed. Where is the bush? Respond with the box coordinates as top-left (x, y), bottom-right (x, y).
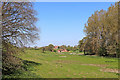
top-left (53, 50), bottom-right (56, 52)
top-left (2, 54), bottom-right (22, 75)
top-left (2, 42), bottom-right (23, 75)
top-left (98, 47), bottom-right (108, 56)
top-left (116, 48), bottom-right (120, 58)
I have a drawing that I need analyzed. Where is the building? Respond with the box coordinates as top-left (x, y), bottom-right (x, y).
top-left (54, 46), bottom-right (59, 49)
top-left (57, 49), bottom-right (68, 53)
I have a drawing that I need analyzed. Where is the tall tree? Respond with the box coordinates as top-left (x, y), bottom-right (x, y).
top-left (82, 3), bottom-right (119, 56)
top-left (2, 2), bottom-right (38, 74)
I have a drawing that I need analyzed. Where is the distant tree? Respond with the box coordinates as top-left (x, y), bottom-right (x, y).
top-left (34, 46), bottom-right (37, 49)
top-left (47, 44), bottom-right (54, 52)
top-left (66, 45), bottom-right (71, 51)
top-left (73, 46), bottom-right (78, 51)
top-left (42, 47), bottom-right (45, 53)
top-left (60, 45), bottom-right (66, 49)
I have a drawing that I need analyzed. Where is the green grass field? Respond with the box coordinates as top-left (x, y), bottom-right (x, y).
top-left (4, 49), bottom-right (119, 78)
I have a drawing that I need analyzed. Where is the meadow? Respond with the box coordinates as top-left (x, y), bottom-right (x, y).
top-left (3, 49), bottom-right (119, 78)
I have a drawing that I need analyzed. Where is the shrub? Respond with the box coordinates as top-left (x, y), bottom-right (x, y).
top-left (98, 47), bottom-right (108, 56)
top-left (54, 50), bottom-right (56, 52)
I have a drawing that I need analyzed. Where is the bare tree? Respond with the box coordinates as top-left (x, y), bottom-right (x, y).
top-left (2, 2), bottom-right (39, 74)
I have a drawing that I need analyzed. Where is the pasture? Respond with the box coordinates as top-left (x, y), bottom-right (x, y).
top-left (4, 49), bottom-right (119, 78)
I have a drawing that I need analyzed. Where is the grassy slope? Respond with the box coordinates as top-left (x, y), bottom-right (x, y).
top-left (5, 49), bottom-right (118, 78)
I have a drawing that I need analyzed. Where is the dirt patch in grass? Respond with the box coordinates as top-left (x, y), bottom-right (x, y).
top-left (81, 63), bottom-right (119, 73)
top-left (100, 68), bottom-right (119, 73)
top-left (54, 60), bottom-right (82, 64)
top-left (81, 64), bottom-right (108, 68)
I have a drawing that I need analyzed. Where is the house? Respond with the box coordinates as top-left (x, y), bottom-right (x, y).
top-left (54, 46), bottom-right (58, 49)
top-left (62, 49), bottom-right (68, 52)
top-left (58, 50), bottom-right (61, 53)
top-left (58, 49), bottom-right (68, 53)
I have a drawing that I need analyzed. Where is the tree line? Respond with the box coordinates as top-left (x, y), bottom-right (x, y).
top-left (32, 44), bottom-right (79, 53)
top-left (78, 3), bottom-right (120, 57)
